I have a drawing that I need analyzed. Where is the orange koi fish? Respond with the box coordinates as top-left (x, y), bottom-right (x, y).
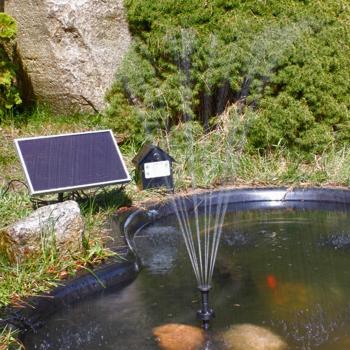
top-left (266, 274), bottom-right (278, 289)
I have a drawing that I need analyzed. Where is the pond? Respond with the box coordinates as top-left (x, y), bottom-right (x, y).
top-left (23, 194), bottom-right (350, 350)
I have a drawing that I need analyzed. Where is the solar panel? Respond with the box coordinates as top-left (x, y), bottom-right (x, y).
top-left (14, 130), bottom-right (131, 195)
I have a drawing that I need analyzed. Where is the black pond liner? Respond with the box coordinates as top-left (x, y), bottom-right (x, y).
top-left (3, 187), bottom-right (350, 341)
top-left (0, 261), bottom-right (138, 334)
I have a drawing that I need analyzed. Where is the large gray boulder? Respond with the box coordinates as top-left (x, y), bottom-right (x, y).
top-left (4, 0), bottom-right (131, 114)
top-left (1, 200), bottom-right (84, 261)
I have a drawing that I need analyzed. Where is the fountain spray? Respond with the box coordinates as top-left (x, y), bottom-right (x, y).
top-left (172, 190), bottom-right (228, 330)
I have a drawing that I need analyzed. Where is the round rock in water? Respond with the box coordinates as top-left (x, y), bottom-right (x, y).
top-left (2, 200), bottom-right (84, 261)
top-left (153, 324), bottom-right (205, 350)
top-left (221, 324), bottom-right (287, 350)
top-left (320, 233), bottom-right (350, 250)
top-left (222, 230), bottom-right (253, 247)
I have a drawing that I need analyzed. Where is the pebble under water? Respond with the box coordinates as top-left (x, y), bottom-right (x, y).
top-left (23, 206), bottom-right (350, 350)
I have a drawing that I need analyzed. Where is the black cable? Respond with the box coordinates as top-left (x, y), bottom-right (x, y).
top-left (30, 196), bottom-right (58, 208)
top-left (1, 179), bottom-right (127, 209)
top-left (30, 191), bottom-right (71, 208)
top-left (0, 179), bottom-right (29, 197)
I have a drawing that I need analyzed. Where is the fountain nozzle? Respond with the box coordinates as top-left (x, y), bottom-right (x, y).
top-left (197, 286), bottom-right (215, 330)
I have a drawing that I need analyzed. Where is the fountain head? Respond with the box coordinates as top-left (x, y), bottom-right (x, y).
top-left (197, 286), bottom-right (215, 330)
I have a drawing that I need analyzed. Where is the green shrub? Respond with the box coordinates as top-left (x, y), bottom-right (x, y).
top-left (0, 13), bottom-right (21, 120)
top-left (106, 0), bottom-right (350, 152)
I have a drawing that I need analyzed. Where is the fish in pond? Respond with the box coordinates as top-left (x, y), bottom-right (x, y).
top-left (266, 274), bottom-right (278, 289)
top-left (263, 274), bottom-right (315, 319)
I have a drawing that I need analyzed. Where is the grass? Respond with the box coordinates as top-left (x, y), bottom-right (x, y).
top-left (170, 143), bottom-right (350, 190)
top-left (159, 106), bottom-right (350, 190)
top-left (0, 191), bottom-right (32, 228)
top-left (0, 239), bottom-right (115, 307)
top-left (0, 327), bottom-right (23, 350)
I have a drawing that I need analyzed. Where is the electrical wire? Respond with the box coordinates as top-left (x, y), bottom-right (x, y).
top-left (0, 179), bottom-right (29, 197)
top-left (1, 178), bottom-right (126, 209)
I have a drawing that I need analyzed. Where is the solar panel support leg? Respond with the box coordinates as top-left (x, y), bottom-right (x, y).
top-left (58, 192), bottom-right (64, 202)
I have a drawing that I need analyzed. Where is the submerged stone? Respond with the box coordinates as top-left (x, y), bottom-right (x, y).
top-left (269, 282), bottom-right (313, 311)
top-left (221, 324), bottom-right (287, 350)
top-left (222, 230), bottom-right (253, 247)
top-left (153, 323), bottom-right (205, 350)
top-left (319, 233), bottom-right (350, 249)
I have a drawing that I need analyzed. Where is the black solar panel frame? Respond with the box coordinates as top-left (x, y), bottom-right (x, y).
top-left (14, 130), bottom-right (131, 195)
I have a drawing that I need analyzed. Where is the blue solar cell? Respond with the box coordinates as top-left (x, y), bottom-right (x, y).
top-left (15, 130), bottom-right (130, 195)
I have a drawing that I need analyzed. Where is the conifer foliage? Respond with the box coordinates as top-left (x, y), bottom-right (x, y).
top-left (0, 13), bottom-right (21, 119)
top-left (107, 1), bottom-right (350, 152)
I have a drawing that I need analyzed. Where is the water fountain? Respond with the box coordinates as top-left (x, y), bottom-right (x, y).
top-left (172, 193), bottom-right (229, 329)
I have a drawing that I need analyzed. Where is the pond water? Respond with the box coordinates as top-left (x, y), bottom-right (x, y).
top-left (24, 205), bottom-right (350, 350)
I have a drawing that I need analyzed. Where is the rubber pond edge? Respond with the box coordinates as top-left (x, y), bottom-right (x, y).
top-left (3, 187), bottom-right (350, 336)
top-left (119, 187), bottom-right (350, 257)
top-left (0, 259), bottom-right (139, 334)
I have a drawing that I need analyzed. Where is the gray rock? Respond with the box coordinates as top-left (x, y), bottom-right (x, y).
top-left (5, 0), bottom-right (131, 114)
top-left (223, 230), bottom-right (254, 247)
top-left (221, 324), bottom-right (288, 350)
top-left (2, 200), bottom-right (84, 261)
top-left (319, 233), bottom-right (350, 250)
